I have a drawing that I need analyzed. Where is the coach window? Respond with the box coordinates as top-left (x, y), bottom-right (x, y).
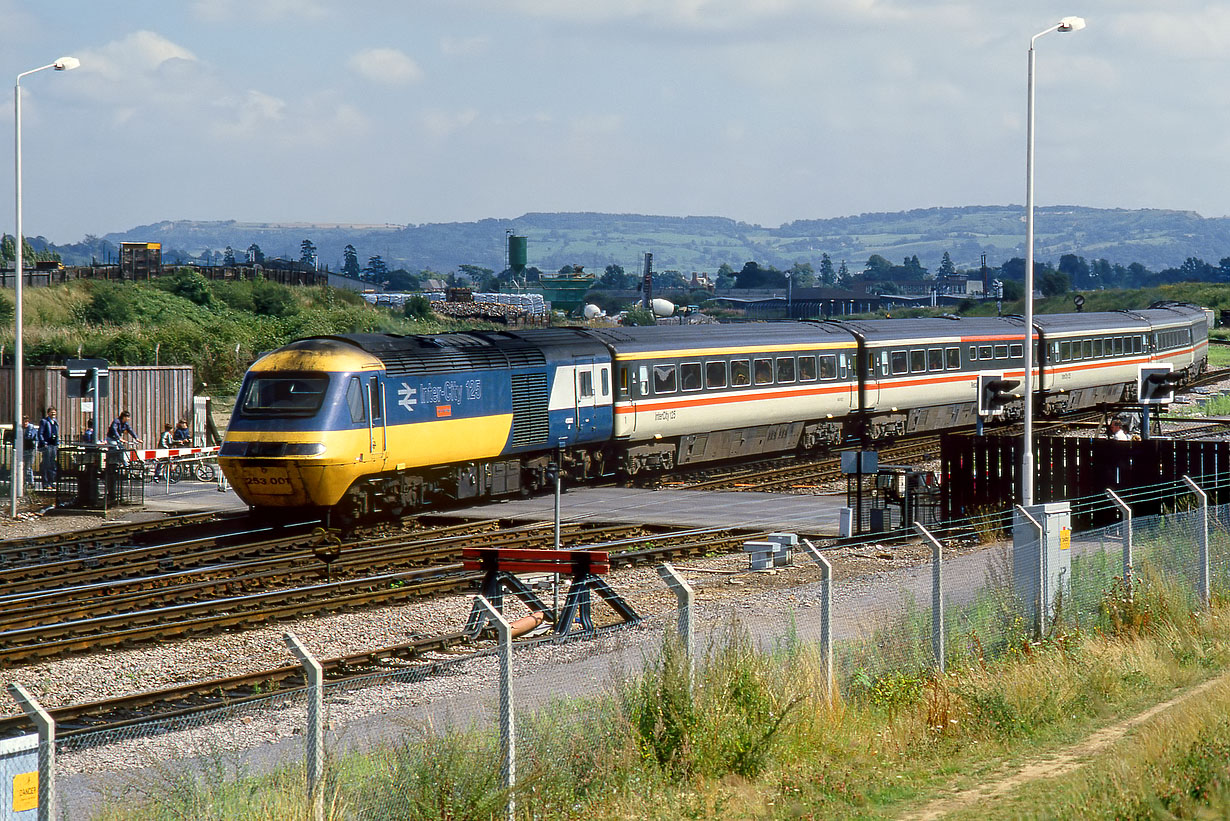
top-left (946, 347), bottom-right (960, 370)
top-left (1060, 340), bottom-right (1071, 362)
top-left (994, 344), bottom-right (1008, 359)
top-left (910, 349), bottom-right (926, 373)
top-left (891, 350), bottom-right (908, 375)
top-left (1082, 339), bottom-right (1093, 359)
top-left (1135, 335), bottom-right (1144, 353)
top-left (819, 355), bottom-right (837, 380)
top-left (1092, 339), bottom-right (1102, 358)
top-left (346, 377), bottom-right (366, 424)
top-left (776, 357), bottom-right (796, 384)
top-left (969, 346), bottom-right (977, 361)
top-left (928, 348), bottom-right (944, 371)
top-left (705, 360), bottom-right (727, 389)
top-left (638, 365), bottom-right (650, 397)
top-left (1113, 337), bottom-right (1124, 355)
top-left (1009, 344), bottom-right (1023, 359)
top-left (680, 362), bottom-right (702, 392)
top-left (653, 364), bottom-right (677, 394)
top-left (798, 355), bottom-right (818, 382)
top-left (579, 370), bottom-right (595, 398)
top-left (731, 359), bottom-right (751, 387)
top-left (601, 368), bottom-right (610, 397)
top-left (754, 357), bottom-right (774, 385)
top-left (838, 353), bottom-right (850, 378)
top-left (979, 345), bottom-right (993, 360)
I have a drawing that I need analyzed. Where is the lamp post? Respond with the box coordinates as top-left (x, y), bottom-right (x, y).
top-left (11, 56), bottom-right (79, 516)
top-left (1022, 17), bottom-right (1083, 507)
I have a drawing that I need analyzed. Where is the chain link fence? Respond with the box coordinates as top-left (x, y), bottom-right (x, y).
top-left (7, 486), bottom-right (1230, 819)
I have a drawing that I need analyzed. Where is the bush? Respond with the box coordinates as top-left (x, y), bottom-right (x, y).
top-left (252, 280), bottom-right (298, 317)
top-left (83, 282), bottom-right (134, 325)
top-left (403, 295), bottom-right (433, 320)
top-left (157, 269), bottom-right (214, 307)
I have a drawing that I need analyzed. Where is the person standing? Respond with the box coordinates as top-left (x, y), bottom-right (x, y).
top-left (38, 407), bottom-right (59, 488)
top-left (21, 416), bottom-right (40, 491)
top-left (154, 424), bottom-right (174, 481)
top-left (172, 419), bottom-right (192, 446)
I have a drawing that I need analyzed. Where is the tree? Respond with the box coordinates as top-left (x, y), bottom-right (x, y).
top-left (599, 263), bottom-right (629, 289)
top-left (0, 235), bottom-right (14, 263)
top-left (734, 261), bottom-right (786, 289)
top-left (1039, 270), bottom-right (1071, 297)
top-left (457, 264), bottom-right (494, 288)
top-left (246, 243), bottom-right (265, 264)
top-left (863, 255), bottom-right (894, 278)
top-left (787, 261), bottom-right (816, 288)
top-left (343, 245), bottom-right (361, 278)
top-left (1058, 254), bottom-right (1090, 287)
top-left (818, 253), bottom-right (836, 286)
top-left (299, 239), bottom-right (317, 267)
top-left (385, 268), bottom-right (421, 291)
top-left (901, 255), bottom-right (927, 279)
top-left (365, 255), bottom-right (388, 281)
top-left (223, 246), bottom-right (236, 266)
top-left (937, 252), bottom-right (956, 278)
top-left (837, 260), bottom-right (851, 287)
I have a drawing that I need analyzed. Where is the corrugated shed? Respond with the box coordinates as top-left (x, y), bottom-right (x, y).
top-left (0, 365), bottom-right (195, 443)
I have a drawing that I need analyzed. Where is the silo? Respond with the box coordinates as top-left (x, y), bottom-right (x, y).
top-left (507, 235), bottom-right (528, 275)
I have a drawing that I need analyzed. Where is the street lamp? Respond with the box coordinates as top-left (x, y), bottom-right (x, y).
top-left (1022, 17), bottom-right (1083, 507)
top-left (11, 56), bottom-right (79, 516)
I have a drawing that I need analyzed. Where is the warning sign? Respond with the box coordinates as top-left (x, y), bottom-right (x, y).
top-left (13, 771), bottom-right (37, 812)
top-left (1060, 528), bottom-right (1071, 551)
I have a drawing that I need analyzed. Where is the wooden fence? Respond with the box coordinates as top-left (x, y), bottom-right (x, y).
top-left (941, 433), bottom-right (1230, 530)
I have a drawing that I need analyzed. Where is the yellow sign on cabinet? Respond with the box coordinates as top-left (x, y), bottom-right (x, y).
top-left (13, 771), bottom-right (37, 812)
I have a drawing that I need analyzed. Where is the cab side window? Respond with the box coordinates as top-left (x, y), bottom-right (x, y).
top-left (347, 377), bottom-right (366, 424)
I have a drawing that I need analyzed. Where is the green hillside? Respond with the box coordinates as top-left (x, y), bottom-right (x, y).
top-left (81, 205), bottom-right (1230, 278)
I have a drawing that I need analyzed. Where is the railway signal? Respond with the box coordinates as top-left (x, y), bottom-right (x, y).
top-left (1138, 365), bottom-right (1180, 405)
top-left (978, 373), bottom-right (1020, 418)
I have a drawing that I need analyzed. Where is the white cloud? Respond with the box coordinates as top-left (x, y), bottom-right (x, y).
top-left (80, 30), bottom-right (198, 81)
top-left (348, 48), bottom-right (425, 85)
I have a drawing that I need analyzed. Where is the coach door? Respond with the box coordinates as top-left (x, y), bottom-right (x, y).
top-left (367, 375), bottom-right (387, 464)
top-left (574, 358), bottom-right (598, 439)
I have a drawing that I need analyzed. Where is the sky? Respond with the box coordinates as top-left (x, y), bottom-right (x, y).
top-left (2, 1), bottom-right (1229, 244)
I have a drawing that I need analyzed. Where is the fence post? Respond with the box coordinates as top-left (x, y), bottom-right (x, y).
top-left (474, 595), bottom-right (515, 821)
top-left (283, 632), bottom-right (324, 821)
top-left (656, 563), bottom-right (695, 675)
top-left (1015, 505), bottom-right (1046, 636)
top-left (801, 540), bottom-right (834, 703)
top-left (8, 683), bottom-right (54, 821)
top-left (1182, 476), bottom-right (1210, 607)
top-left (913, 523), bottom-right (945, 674)
top-left (1106, 489), bottom-right (1133, 598)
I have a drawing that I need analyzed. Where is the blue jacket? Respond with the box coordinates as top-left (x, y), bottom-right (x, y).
top-left (38, 417), bottom-right (58, 447)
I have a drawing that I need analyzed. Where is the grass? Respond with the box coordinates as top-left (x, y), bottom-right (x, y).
top-left (94, 545), bottom-right (1230, 820)
top-left (0, 272), bottom-right (497, 396)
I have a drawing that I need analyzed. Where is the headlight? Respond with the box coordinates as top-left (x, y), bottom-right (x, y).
top-left (284, 443), bottom-right (327, 456)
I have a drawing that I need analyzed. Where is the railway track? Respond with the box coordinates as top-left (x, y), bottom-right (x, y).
top-left (0, 521), bottom-right (788, 743)
top-left (0, 517), bottom-right (775, 666)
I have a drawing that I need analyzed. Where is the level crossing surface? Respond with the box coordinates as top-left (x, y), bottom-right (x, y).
top-left (453, 487), bottom-right (848, 536)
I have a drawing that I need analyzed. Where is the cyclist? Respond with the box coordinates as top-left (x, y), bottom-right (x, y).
top-left (106, 411), bottom-right (142, 448)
